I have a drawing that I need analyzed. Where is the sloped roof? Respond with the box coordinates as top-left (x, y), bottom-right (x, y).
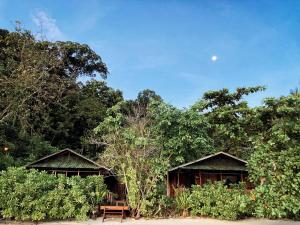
top-left (169, 151), bottom-right (247, 172)
top-left (26, 148), bottom-right (111, 171)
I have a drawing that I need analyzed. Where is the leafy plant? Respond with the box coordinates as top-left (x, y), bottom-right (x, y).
top-left (140, 183), bottom-right (174, 218)
top-left (248, 95), bottom-right (300, 219)
top-left (188, 182), bottom-right (252, 220)
top-left (94, 102), bottom-right (169, 219)
top-left (174, 187), bottom-right (191, 217)
top-left (0, 167), bottom-right (108, 221)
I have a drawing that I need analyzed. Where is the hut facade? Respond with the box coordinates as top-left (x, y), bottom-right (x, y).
top-left (167, 151), bottom-right (252, 196)
top-left (26, 148), bottom-right (125, 200)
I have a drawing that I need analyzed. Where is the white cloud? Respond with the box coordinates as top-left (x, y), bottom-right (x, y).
top-left (32, 10), bottom-right (64, 40)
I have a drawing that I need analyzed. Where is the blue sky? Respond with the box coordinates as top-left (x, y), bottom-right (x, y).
top-left (1, 0), bottom-right (299, 108)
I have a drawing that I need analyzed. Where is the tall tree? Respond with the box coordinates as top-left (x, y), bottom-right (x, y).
top-left (93, 102), bottom-right (168, 218)
top-left (0, 27), bottom-right (121, 165)
top-left (136, 89), bottom-right (162, 108)
top-left (149, 101), bottom-right (212, 165)
top-left (248, 94), bottom-right (300, 218)
top-left (192, 86), bottom-right (265, 159)
top-left (0, 28), bottom-right (108, 130)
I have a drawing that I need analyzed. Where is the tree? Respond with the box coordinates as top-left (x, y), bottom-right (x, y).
top-left (91, 98), bottom-right (213, 217)
top-left (0, 28), bottom-right (108, 130)
top-left (0, 123), bottom-right (58, 168)
top-left (117, 89), bottom-right (162, 118)
top-left (136, 89), bottom-right (162, 108)
top-left (77, 80), bottom-right (123, 157)
top-left (192, 86), bottom-right (265, 159)
top-left (247, 94), bottom-right (300, 219)
top-left (149, 101), bottom-right (212, 165)
top-left (93, 102), bottom-right (169, 218)
top-left (290, 81), bottom-right (300, 96)
top-left (0, 27), bottom-right (121, 166)
top-left (40, 79), bottom-right (123, 152)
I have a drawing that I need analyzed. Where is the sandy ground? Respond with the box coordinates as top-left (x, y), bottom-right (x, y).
top-left (1, 218), bottom-right (299, 225)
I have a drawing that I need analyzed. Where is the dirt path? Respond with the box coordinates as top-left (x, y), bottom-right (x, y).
top-left (1, 218), bottom-right (299, 225)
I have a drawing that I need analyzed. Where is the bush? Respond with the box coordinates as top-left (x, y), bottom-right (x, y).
top-left (0, 167), bottom-right (108, 221)
top-left (0, 153), bottom-right (16, 170)
top-left (186, 182), bottom-right (252, 220)
top-left (141, 194), bottom-right (174, 218)
top-left (247, 95), bottom-right (300, 219)
top-left (248, 147), bottom-right (300, 219)
top-left (251, 184), bottom-right (300, 219)
top-left (140, 183), bottom-right (175, 218)
top-left (174, 187), bottom-right (191, 217)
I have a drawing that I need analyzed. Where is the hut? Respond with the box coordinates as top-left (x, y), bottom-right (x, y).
top-left (167, 151), bottom-right (252, 196)
top-left (26, 148), bottom-right (125, 199)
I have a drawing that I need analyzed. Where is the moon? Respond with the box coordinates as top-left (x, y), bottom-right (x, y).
top-left (211, 55), bottom-right (218, 61)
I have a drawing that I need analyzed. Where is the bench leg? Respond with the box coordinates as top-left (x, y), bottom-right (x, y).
top-left (121, 209), bottom-right (124, 223)
top-left (102, 208), bottom-right (106, 223)
top-left (122, 210), bottom-right (126, 219)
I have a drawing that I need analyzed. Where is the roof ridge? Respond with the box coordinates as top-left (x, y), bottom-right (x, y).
top-left (168, 151), bottom-right (247, 172)
top-left (26, 148), bottom-right (111, 172)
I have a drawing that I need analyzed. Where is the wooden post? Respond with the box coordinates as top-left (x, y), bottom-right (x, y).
top-left (220, 172), bottom-right (223, 181)
top-left (241, 172), bottom-right (244, 182)
top-left (167, 172), bottom-right (170, 196)
top-left (102, 207), bottom-right (106, 222)
top-left (78, 170), bottom-right (80, 176)
top-left (177, 170), bottom-right (180, 187)
top-left (199, 171), bottom-right (202, 186)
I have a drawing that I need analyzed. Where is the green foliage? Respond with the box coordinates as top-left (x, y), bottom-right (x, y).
top-left (174, 188), bottom-right (192, 217)
top-left (192, 86), bottom-right (265, 159)
top-left (247, 95), bottom-right (300, 219)
top-left (139, 183), bottom-right (174, 218)
top-left (149, 100), bottom-right (213, 165)
top-left (44, 175), bottom-right (90, 220)
top-left (0, 125), bottom-right (58, 168)
top-left (141, 194), bottom-right (174, 218)
top-left (0, 152), bottom-right (15, 170)
top-left (81, 175), bottom-right (108, 209)
top-left (0, 27), bottom-right (123, 165)
top-left (0, 167), bottom-right (57, 221)
top-left (0, 27), bottom-right (107, 131)
top-left (94, 102), bottom-right (169, 218)
top-left (45, 79), bottom-right (123, 153)
top-left (188, 182), bottom-right (252, 220)
top-left (0, 167), bottom-right (107, 221)
top-left (135, 89), bottom-right (162, 112)
top-left (252, 182), bottom-right (300, 219)
top-left (1, 26), bottom-right (299, 221)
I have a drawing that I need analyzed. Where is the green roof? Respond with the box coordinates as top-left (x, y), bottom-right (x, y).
top-left (26, 148), bottom-right (110, 170)
top-left (169, 152), bottom-right (247, 172)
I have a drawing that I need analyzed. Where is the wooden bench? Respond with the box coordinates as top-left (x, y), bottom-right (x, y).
top-left (100, 205), bottom-right (129, 223)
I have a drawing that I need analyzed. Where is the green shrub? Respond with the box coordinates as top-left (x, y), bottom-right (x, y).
top-left (79, 175), bottom-right (108, 210)
top-left (0, 167), bottom-right (108, 221)
top-left (44, 175), bottom-right (91, 220)
top-left (0, 167), bottom-right (57, 221)
top-left (140, 183), bottom-right (175, 218)
top-left (141, 194), bottom-right (174, 218)
top-left (248, 147), bottom-right (300, 219)
top-left (252, 184), bottom-right (300, 219)
top-left (247, 95), bottom-right (300, 219)
top-left (174, 187), bottom-right (191, 217)
top-left (0, 153), bottom-right (16, 170)
top-left (188, 182), bottom-right (252, 220)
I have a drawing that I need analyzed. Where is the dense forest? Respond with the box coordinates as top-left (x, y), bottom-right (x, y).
top-left (0, 28), bottom-right (299, 220)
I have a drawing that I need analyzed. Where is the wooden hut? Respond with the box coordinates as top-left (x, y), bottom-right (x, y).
top-left (26, 148), bottom-right (125, 199)
top-left (167, 151), bottom-right (252, 196)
